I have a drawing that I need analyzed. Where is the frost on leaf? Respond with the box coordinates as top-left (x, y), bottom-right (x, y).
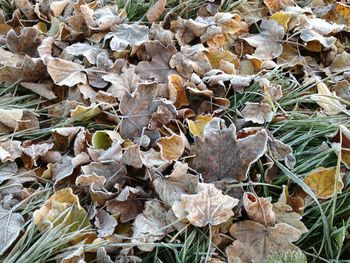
top-left (191, 118), bottom-right (268, 183)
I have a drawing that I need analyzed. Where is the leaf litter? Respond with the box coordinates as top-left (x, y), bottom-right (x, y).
top-left (0, 0), bottom-right (350, 262)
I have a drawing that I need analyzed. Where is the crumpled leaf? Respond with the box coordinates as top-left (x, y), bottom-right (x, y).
top-left (105, 24), bottom-right (149, 52)
top-left (132, 200), bottom-right (169, 251)
top-left (169, 44), bottom-right (212, 78)
top-left (33, 187), bottom-right (91, 231)
top-left (154, 162), bottom-right (198, 205)
top-left (304, 167), bottom-right (344, 200)
top-left (47, 58), bottom-right (87, 87)
top-left (95, 209), bottom-right (118, 238)
top-left (0, 205), bottom-right (24, 255)
top-left (328, 125), bottom-right (350, 168)
top-left (71, 104), bottom-right (102, 121)
top-left (119, 82), bottom-right (176, 140)
top-left (243, 192), bottom-right (276, 226)
top-left (172, 183), bottom-right (239, 227)
top-left (241, 102), bottom-right (274, 124)
top-left (63, 43), bottom-right (107, 65)
top-left (227, 220), bottom-right (302, 263)
top-left (243, 19), bottom-right (284, 60)
top-left (0, 140), bottom-right (22, 162)
top-left (191, 118), bottom-right (268, 183)
top-left (106, 186), bottom-right (143, 223)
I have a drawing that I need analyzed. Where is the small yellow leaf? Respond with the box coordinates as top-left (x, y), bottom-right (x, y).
top-left (71, 104), bottom-right (101, 121)
top-left (270, 12), bottom-right (293, 31)
top-left (92, 130), bottom-right (123, 150)
top-left (157, 134), bottom-right (184, 162)
top-left (205, 48), bottom-right (239, 69)
top-left (33, 188), bottom-right (91, 231)
top-left (304, 167), bottom-right (344, 199)
top-left (187, 115), bottom-right (212, 138)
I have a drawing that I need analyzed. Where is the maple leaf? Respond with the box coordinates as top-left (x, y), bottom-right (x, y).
top-left (226, 220), bottom-right (303, 263)
top-left (172, 183), bottom-right (239, 227)
top-left (119, 82), bottom-right (176, 140)
top-left (243, 19), bottom-right (285, 60)
top-left (191, 118), bottom-right (268, 183)
top-left (135, 41), bottom-right (177, 83)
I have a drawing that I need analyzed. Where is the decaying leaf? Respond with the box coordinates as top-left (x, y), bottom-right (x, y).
top-left (33, 187), bottom-right (90, 231)
top-left (243, 192), bottom-right (276, 226)
top-left (241, 102), bottom-right (274, 124)
top-left (157, 134), bottom-right (185, 162)
top-left (304, 167), bottom-right (344, 199)
top-left (328, 125), bottom-right (350, 168)
top-left (227, 220), bottom-right (302, 263)
top-left (191, 118), bottom-right (268, 183)
top-left (243, 19), bottom-right (284, 60)
top-left (146, 0), bottom-right (166, 23)
top-left (95, 209), bottom-right (118, 238)
top-left (105, 24), bottom-right (149, 52)
top-left (154, 162), bottom-right (198, 205)
top-left (272, 202), bottom-right (308, 234)
top-left (0, 205), bottom-right (24, 255)
top-left (47, 58), bottom-right (87, 87)
top-left (132, 200), bottom-right (169, 251)
top-left (172, 183), bottom-right (239, 227)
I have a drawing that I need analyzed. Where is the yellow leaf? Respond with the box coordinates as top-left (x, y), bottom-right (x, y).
top-left (33, 188), bottom-right (91, 231)
top-left (187, 115), bottom-right (212, 138)
top-left (312, 82), bottom-right (346, 115)
top-left (205, 48), bottom-right (239, 69)
top-left (270, 12), bottom-right (293, 31)
top-left (71, 104), bottom-right (101, 121)
top-left (92, 130), bottom-right (123, 150)
top-left (304, 167), bottom-right (344, 199)
top-left (157, 134), bottom-right (184, 162)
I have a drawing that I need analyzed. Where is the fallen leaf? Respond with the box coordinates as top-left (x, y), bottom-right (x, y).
top-left (243, 192), bottom-right (276, 226)
top-left (227, 220), bottom-right (302, 263)
top-left (304, 167), bottom-right (344, 199)
top-left (242, 19), bottom-right (284, 60)
top-left (263, 0), bottom-right (295, 13)
top-left (71, 104), bottom-right (102, 121)
top-left (107, 186), bottom-right (143, 223)
top-left (47, 58), bottom-right (87, 87)
top-left (105, 24), bottom-right (149, 52)
top-left (157, 134), bottom-right (185, 162)
top-left (191, 118), bottom-right (268, 183)
top-left (20, 82), bottom-right (57, 100)
top-left (311, 81), bottom-right (346, 115)
top-left (241, 102), bottom-right (274, 124)
top-left (0, 140), bottom-right (22, 162)
top-left (186, 115), bottom-right (212, 138)
top-left (0, 205), bottom-right (24, 255)
top-left (154, 162), bottom-right (198, 205)
top-left (132, 200), bottom-right (169, 251)
top-left (172, 183), bottom-right (239, 227)
top-left (95, 209), bottom-right (118, 238)
top-left (146, 0), bottom-right (166, 23)
top-left (33, 187), bottom-right (90, 231)
top-left (272, 202), bottom-right (308, 233)
top-left (135, 41), bottom-right (177, 83)
top-left (328, 125), bottom-right (350, 168)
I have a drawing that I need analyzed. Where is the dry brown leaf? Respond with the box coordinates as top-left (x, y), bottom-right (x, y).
top-left (146, 0), bottom-right (166, 23)
top-left (241, 102), bottom-right (274, 124)
top-left (6, 27), bottom-right (40, 57)
top-left (136, 41), bottom-right (177, 83)
top-left (20, 82), bottom-right (57, 100)
top-left (263, 0), bottom-right (295, 13)
top-left (119, 82), bottom-right (176, 140)
top-left (47, 58), bottom-right (87, 87)
top-left (172, 183), bottom-right (239, 227)
top-left (191, 118), bottom-right (268, 183)
top-left (132, 200), bottom-right (169, 251)
top-left (227, 220), bottom-right (302, 263)
top-left (272, 202), bottom-right (308, 234)
top-left (154, 162), bottom-right (198, 205)
top-left (95, 209), bottom-right (118, 238)
top-left (243, 192), bottom-right (276, 226)
top-left (243, 19), bottom-right (284, 60)
top-left (0, 140), bottom-right (22, 162)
